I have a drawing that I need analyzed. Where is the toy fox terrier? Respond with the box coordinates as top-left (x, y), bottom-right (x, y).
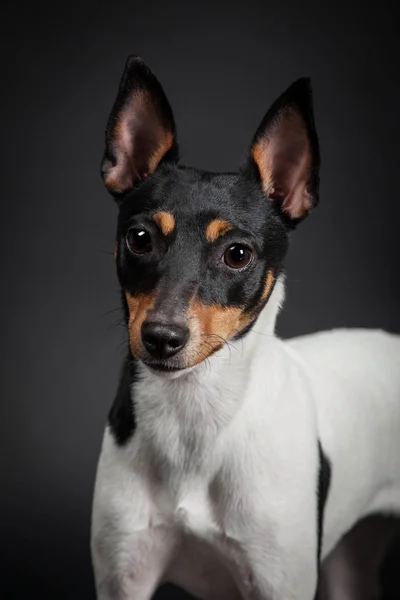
top-left (91, 56), bottom-right (400, 600)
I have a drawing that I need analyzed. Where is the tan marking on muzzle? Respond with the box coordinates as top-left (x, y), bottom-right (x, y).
top-left (125, 291), bottom-right (156, 358)
top-left (152, 211), bottom-right (175, 236)
top-left (205, 219), bottom-right (233, 242)
top-left (185, 271), bottom-right (275, 367)
top-left (186, 300), bottom-right (255, 366)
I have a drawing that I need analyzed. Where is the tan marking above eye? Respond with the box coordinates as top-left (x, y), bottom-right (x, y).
top-left (205, 219), bottom-right (233, 242)
top-left (152, 211), bottom-right (175, 236)
top-left (260, 269), bottom-right (275, 302)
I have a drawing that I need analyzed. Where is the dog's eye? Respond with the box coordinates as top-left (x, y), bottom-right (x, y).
top-left (126, 228), bottom-right (153, 254)
top-left (224, 244), bottom-right (254, 269)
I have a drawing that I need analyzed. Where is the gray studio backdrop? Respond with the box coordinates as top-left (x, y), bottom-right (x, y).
top-left (2, 1), bottom-right (399, 598)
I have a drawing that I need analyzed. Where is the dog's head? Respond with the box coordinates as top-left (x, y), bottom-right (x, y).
top-left (101, 56), bottom-right (320, 373)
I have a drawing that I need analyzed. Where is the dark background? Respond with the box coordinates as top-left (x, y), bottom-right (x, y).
top-left (2, 1), bottom-right (399, 598)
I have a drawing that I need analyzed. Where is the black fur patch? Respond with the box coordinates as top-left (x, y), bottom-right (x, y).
top-left (108, 352), bottom-right (139, 446)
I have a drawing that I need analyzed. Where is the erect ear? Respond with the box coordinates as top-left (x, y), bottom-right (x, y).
top-left (246, 78), bottom-right (320, 227)
top-left (101, 55), bottom-right (178, 199)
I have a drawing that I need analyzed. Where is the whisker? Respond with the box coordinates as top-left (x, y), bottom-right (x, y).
top-left (249, 330), bottom-right (274, 338)
top-left (116, 339), bottom-right (129, 357)
top-left (108, 318), bottom-right (128, 332)
top-left (191, 348), bottom-right (212, 376)
top-left (102, 307), bottom-right (122, 317)
top-left (200, 341), bottom-right (221, 372)
top-left (202, 334), bottom-right (232, 364)
top-left (201, 333), bottom-right (240, 359)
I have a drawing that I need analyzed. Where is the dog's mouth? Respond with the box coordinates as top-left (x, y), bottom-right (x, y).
top-left (144, 361), bottom-right (184, 373)
top-left (134, 335), bottom-right (228, 374)
top-left (140, 358), bottom-right (194, 378)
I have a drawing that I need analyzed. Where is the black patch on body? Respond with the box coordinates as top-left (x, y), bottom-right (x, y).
top-left (315, 440), bottom-right (332, 598)
top-left (108, 352), bottom-right (139, 446)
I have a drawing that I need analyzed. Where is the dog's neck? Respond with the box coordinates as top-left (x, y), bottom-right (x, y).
top-left (237, 273), bottom-right (286, 352)
top-left (132, 277), bottom-right (286, 479)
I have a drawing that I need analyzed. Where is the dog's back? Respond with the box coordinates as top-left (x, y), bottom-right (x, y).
top-left (287, 328), bottom-right (400, 557)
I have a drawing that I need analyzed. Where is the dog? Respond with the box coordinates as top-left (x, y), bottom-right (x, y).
top-left (91, 55), bottom-right (400, 600)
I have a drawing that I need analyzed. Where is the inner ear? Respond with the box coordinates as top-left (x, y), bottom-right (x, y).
top-left (249, 79), bottom-right (320, 225)
top-left (102, 56), bottom-right (178, 198)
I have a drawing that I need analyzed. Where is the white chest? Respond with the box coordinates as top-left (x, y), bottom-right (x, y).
top-left (142, 476), bottom-right (242, 600)
top-left (151, 476), bottom-right (220, 539)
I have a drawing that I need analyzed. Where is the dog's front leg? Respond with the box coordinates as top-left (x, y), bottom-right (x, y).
top-left (92, 525), bottom-right (175, 600)
top-left (217, 512), bottom-right (318, 600)
top-left (214, 438), bottom-right (320, 599)
top-left (91, 433), bottom-right (176, 600)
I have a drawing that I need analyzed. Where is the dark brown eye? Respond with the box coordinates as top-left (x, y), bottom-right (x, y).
top-left (126, 228), bottom-right (153, 254)
top-left (224, 244), bottom-right (254, 269)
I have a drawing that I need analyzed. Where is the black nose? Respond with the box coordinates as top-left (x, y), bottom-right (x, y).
top-left (141, 321), bottom-right (190, 359)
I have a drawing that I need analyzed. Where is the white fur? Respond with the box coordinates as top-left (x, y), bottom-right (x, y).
top-left (91, 276), bottom-right (400, 599)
